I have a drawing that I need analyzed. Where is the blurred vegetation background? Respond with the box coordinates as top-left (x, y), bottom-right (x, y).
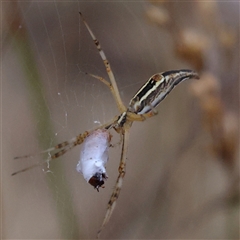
top-left (2, 1), bottom-right (239, 239)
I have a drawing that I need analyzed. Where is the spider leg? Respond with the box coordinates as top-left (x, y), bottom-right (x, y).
top-left (138, 108), bottom-right (158, 120)
top-left (12, 142), bottom-right (78, 176)
top-left (11, 131), bottom-right (90, 176)
top-left (126, 108), bottom-right (158, 122)
top-left (13, 138), bottom-right (76, 160)
top-left (12, 119), bottom-right (117, 176)
top-left (79, 12), bottom-right (126, 113)
top-left (97, 124), bottom-right (131, 238)
top-left (85, 72), bottom-right (118, 103)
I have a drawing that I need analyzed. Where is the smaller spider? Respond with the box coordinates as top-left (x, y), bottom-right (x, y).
top-left (12, 12), bottom-right (199, 237)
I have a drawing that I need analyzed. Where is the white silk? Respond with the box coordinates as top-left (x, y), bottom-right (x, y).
top-left (76, 129), bottom-right (110, 183)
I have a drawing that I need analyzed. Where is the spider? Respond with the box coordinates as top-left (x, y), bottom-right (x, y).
top-left (12, 12), bottom-right (199, 237)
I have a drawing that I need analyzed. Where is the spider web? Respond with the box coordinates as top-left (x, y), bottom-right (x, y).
top-left (3, 1), bottom-right (239, 239)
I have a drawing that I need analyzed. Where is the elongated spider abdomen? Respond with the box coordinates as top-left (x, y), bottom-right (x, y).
top-left (128, 69), bottom-right (199, 114)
